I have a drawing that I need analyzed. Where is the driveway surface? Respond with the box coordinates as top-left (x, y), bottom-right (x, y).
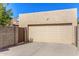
top-left (0, 42), bottom-right (78, 56)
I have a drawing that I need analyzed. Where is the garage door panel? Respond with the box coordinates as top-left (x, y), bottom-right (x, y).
top-left (29, 25), bottom-right (74, 44)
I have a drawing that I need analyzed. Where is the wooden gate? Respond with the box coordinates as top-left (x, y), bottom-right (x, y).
top-left (18, 27), bottom-right (25, 43)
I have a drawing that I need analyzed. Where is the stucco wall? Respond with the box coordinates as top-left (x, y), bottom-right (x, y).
top-left (19, 8), bottom-right (77, 46)
top-left (19, 8), bottom-right (77, 27)
top-left (78, 25), bottom-right (79, 47)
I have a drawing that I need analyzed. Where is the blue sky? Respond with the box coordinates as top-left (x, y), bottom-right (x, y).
top-left (7, 3), bottom-right (79, 19)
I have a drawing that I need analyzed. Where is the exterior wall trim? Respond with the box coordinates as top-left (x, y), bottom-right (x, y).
top-left (28, 23), bottom-right (72, 26)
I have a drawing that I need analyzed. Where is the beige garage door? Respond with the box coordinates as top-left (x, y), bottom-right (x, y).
top-left (29, 25), bottom-right (74, 44)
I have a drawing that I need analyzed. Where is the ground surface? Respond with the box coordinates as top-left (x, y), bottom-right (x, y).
top-left (0, 42), bottom-right (78, 56)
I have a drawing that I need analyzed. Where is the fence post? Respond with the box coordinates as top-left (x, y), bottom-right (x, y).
top-left (75, 26), bottom-right (78, 47)
top-left (13, 25), bottom-right (16, 45)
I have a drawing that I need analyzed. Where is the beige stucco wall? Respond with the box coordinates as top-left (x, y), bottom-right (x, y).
top-left (19, 8), bottom-right (77, 45)
top-left (19, 8), bottom-right (77, 27)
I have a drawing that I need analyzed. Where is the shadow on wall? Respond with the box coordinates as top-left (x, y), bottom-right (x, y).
top-left (29, 38), bottom-right (33, 43)
top-left (0, 48), bottom-right (9, 52)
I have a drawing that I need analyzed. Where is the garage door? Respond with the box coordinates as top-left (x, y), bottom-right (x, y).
top-left (29, 24), bottom-right (74, 44)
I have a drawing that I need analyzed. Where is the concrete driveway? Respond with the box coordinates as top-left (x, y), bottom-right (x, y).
top-left (0, 42), bottom-right (78, 56)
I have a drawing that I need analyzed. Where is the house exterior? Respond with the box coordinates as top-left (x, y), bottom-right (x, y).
top-left (11, 19), bottom-right (19, 26)
top-left (19, 8), bottom-right (78, 46)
